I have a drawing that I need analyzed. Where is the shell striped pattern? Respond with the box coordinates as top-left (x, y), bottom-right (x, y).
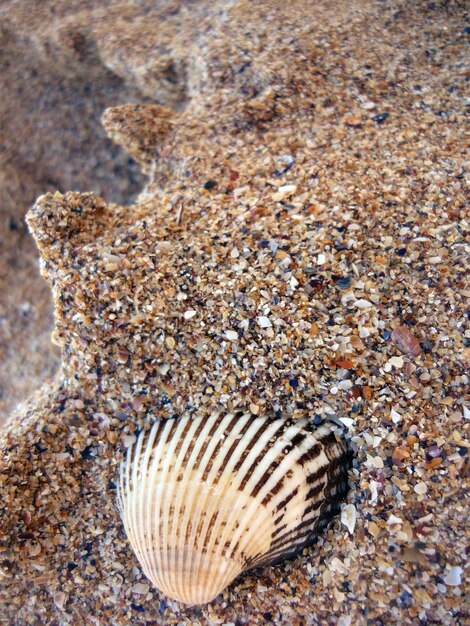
top-left (118, 412), bottom-right (351, 605)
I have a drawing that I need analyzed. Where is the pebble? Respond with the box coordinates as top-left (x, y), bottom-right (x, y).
top-left (341, 504), bottom-right (357, 534)
top-left (443, 566), bottom-right (462, 587)
top-left (272, 184), bottom-right (297, 201)
top-left (353, 299), bottom-right (373, 309)
top-left (203, 180), bottom-right (217, 190)
top-left (53, 591), bottom-right (66, 610)
top-left (339, 417), bottom-right (354, 429)
top-left (384, 356), bottom-right (404, 372)
top-left (123, 435), bottom-right (137, 448)
top-left (373, 112), bottom-right (389, 123)
top-left (131, 582), bottom-right (150, 595)
top-left (278, 154), bottom-right (295, 167)
top-left (257, 316), bottom-right (272, 328)
top-left (414, 482), bottom-right (428, 495)
top-left (337, 276), bottom-right (351, 290)
top-left (372, 456), bottom-right (384, 469)
top-left (426, 445), bottom-right (441, 459)
top-left (391, 325), bottom-right (421, 356)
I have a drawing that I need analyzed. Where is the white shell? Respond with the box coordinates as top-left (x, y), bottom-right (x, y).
top-left (118, 412), bottom-right (350, 605)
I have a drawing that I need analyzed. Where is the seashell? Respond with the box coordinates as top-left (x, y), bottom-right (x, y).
top-left (117, 412), bottom-right (351, 605)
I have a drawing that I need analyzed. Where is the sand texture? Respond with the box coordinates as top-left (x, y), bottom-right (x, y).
top-left (0, 1), bottom-right (469, 624)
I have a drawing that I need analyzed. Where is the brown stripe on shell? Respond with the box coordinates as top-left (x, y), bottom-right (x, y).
top-left (235, 418), bottom-right (288, 493)
top-left (297, 443), bottom-right (323, 466)
top-left (248, 423), bottom-right (303, 500)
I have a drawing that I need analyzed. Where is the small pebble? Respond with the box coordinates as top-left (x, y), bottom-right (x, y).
top-left (443, 566), bottom-right (462, 586)
top-left (372, 456), bottom-right (384, 469)
top-left (53, 591), bottom-right (66, 610)
top-left (341, 503), bottom-right (357, 534)
top-left (131, 582), bottom-right (150, 595)
top-left (272, 184), bottom-right (297, 201)
top-left (368, 521), bottom-right (380, 537)
top-left (391, 325), bottom-right (421, 356)
top-left (336, 276), bottom-right (351, 289)
top-left (123, 435), bottom-right (137, 448)
top-left (203, 180), bottom-right (217, 190)
top-left (414, 482), bottom-right (428, 495)
top-left (373, 112), bottom-right (389, 123)
top-left (339, 417), bottom-right (354, 429)
top-left (391, 356), bottom-right (404, 368)
top-left (353, 299), bottom-right (373, 309)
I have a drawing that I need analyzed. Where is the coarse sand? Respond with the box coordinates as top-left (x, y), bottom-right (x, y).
top-left (0, 1), bottom-right (468, 624)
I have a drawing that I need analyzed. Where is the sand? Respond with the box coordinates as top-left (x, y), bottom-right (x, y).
top-left (0, 1), bottom-right (468, 624)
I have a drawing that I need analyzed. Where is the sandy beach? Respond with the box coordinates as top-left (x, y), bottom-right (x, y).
top-left (0, 1), bottom-right (468, 624)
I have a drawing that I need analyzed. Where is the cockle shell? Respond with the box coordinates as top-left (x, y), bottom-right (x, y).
top-left (118, 412), bottom-right (351, 605)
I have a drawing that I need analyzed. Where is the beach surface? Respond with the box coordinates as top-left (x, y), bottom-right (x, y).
top-left (0, 1), bottom-right (468, 624)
